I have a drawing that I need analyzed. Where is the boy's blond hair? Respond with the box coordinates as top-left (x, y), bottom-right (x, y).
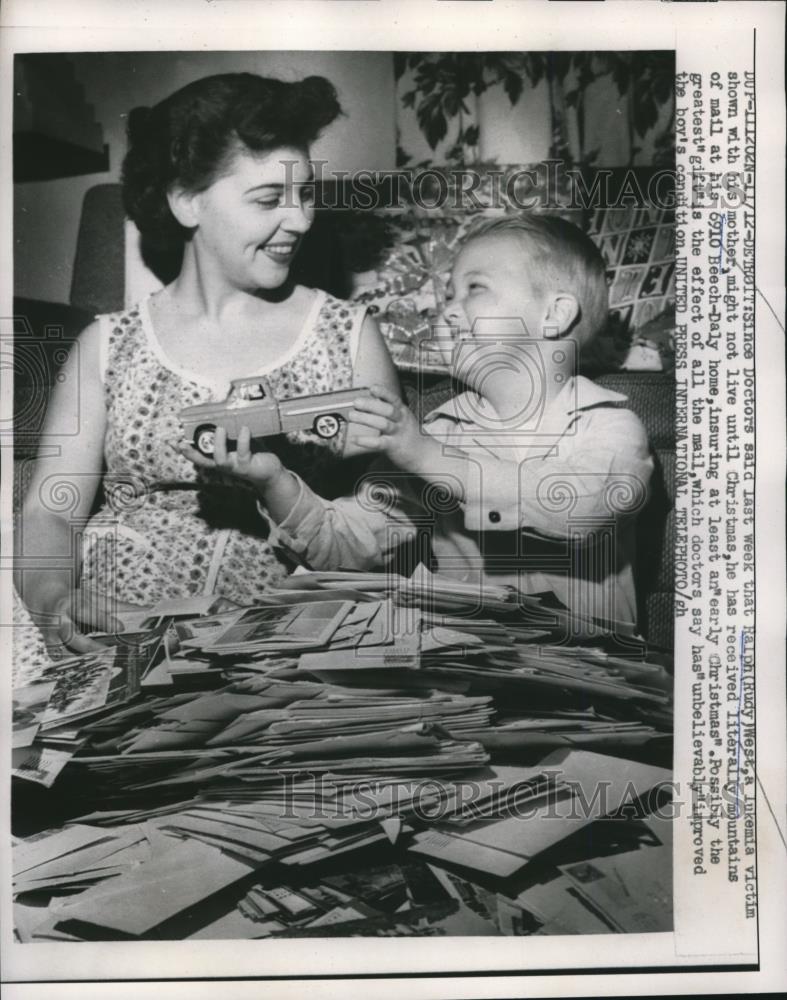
top-left (463, 214), bottom-right (609, 346)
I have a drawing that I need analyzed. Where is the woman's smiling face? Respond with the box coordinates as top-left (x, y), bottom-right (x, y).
top-left (185, 144), bottom-right (315, 291)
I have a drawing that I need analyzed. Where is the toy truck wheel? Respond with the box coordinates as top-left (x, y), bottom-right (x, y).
top-left (313, 413), bottom-right (342, 438)
top-left (194, 424), bottom-right (217, 456)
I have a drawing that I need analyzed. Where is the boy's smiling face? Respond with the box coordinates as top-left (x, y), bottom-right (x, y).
top-left (442, 233), bottom-right (551, 351)
top-left (438, 231), bottom-right (578, 409)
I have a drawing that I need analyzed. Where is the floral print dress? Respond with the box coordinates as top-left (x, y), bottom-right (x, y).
top-left (77, 289), bottom-right (368, 607)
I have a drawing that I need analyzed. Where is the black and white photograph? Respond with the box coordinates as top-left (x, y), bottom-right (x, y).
top-left (9, 40), bottom-right (678, 941)
top-left (1, 0), bottom-right (785, 995)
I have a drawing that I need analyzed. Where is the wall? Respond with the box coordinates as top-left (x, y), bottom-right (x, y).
top-left (13, 50), bottom-right (397, 304)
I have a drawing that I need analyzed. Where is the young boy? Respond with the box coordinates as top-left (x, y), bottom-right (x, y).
top-left (184, 216), bottom-right (654, 628)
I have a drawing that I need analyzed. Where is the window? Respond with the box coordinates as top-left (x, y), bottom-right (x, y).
top-left (237, 383), bottom-right (266, 402)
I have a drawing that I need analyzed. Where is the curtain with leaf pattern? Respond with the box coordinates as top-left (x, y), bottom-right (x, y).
top-left (394, 52), bottom-right (675, 169)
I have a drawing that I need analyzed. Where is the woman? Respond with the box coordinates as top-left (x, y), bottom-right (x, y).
top-left (15, 72), bottom-right (398, 657)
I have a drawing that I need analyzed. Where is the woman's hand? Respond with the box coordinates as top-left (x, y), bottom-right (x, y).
top-left (177, 425), bottom-right (306, 524)
top-left (348, 385), bottom-right (429, 470)
top-left (177, 425), bottom-right (284, 493)
top-left (47, 588), bottom-right (140, 655)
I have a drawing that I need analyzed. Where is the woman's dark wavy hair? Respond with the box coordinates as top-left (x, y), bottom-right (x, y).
top-left (122, 73), bottom-right (341, 251)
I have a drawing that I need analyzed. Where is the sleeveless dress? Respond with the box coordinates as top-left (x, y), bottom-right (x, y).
top-left (77, 289), bottom-right (366, 607)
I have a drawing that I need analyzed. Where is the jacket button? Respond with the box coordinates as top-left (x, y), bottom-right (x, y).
top-left (488, 510), bottom-right (501, 523)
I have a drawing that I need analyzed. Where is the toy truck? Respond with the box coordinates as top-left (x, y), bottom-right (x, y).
top-left (179, 376), bottom-right (363, 457)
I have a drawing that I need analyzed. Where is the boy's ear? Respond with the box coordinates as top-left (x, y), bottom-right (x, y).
top-left (543, 293), bottom-right (579, 339)
top-left (167, 186), bottom-right (201, 229)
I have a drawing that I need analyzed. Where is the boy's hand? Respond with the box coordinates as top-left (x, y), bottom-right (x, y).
top-left (177, 426), bottom-right (283, 496)
top-left (349, 384), bottom-right (426, 469)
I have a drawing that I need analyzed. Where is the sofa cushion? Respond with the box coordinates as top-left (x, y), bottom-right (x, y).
top-left (12, 298), bottom-right (96, 528)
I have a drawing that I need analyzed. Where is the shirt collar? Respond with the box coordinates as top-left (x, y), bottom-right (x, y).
top-left (424, 375), bottom-right (628, 427)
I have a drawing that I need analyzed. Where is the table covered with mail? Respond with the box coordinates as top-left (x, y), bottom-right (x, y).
top-left (12, 566), bottom-right (673, 939)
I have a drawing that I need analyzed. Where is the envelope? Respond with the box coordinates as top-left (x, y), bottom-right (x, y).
top-left (53, 838), bottom-right (254, 935)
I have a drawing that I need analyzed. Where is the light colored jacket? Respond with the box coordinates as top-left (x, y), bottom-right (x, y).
top-left (273, 376), bottom-right (655, 628)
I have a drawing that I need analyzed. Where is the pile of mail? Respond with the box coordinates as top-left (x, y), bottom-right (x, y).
top-left (12, 567), bottom-right (674, 940)
top-left (12, 646), bottom-right (146, 788)
top-left (13, 747), bottom-right (671, 940)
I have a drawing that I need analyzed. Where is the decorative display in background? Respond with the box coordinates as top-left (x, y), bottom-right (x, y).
top-left (588, 204), bottom-right (676, 372)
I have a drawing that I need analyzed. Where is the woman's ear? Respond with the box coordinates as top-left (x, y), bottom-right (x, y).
top-left (167, 186), bottom-right (201, 229)
top-left (543, 293), bottom-right (580, 339)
